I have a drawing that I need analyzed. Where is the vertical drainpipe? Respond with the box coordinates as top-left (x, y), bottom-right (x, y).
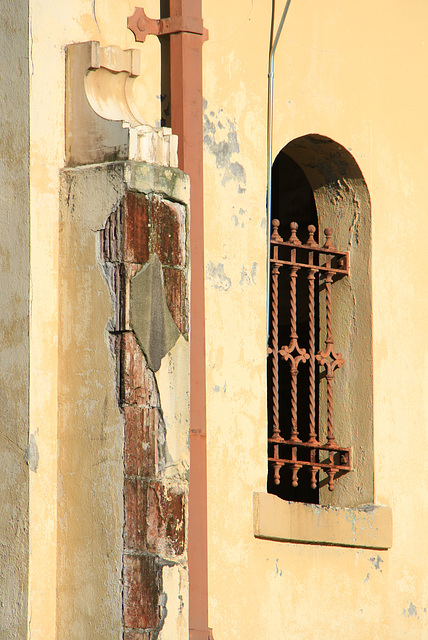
top-left (168, 1), bottom-right (209, 638)
top-left (128, 2), bottom-right (209, 636)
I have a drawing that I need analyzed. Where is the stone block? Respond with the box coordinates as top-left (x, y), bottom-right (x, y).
top-left (126, 163), bottom-right (190, 207)
top-left (253, 492), bottom-right (393, 549)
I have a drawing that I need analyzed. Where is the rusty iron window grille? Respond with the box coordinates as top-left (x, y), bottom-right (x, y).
top-left (268, 220), bottom-right (352, 495)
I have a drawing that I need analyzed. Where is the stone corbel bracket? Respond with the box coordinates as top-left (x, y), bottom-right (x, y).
top-left (65, 41), bottom-right (178, 167)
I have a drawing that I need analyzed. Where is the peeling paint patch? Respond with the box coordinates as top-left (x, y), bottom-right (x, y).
top-left (369, 555), bottom-right (383, 572)
top-left (239, 262), bottom-right (258, 288)
top-left (232, 207), bottom-right (246, 228)
top-left (402, 602), bottom-right (419, 618)
top-left (206, 262), bottom-right (231, 291)
top-left (363, 573), bottom-right (370, 584)
top-left (213, 382), bottom-right (226, 394)
top-left (203, 99), bottom-right (246, 191)
top-left (24, 433), bottom-right (39, 472)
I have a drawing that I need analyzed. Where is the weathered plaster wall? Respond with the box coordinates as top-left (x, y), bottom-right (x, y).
top-left (58, 164), bottom-right (126, 639)
top-left (28, 2), bottom-right (164, 638)
top-left (58, 162), bottom-right (190, 640)
top-left (203, 1), bottom-right (427, 638)
top-left (0, 1), bottom-right (30, 637)
top-left (99, 165), bottom-right (190, 640)
top-left (9, 0), bottom-right (426, 638)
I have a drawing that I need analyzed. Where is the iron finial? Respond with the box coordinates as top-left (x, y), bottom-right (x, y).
top-left (288, 221), bottom-right (301, 245)
top-left (306, 224), bottom-right (318, 247)
top-left (323, 227), bottom-right (336, 250)
top-left (271, 219), bottom-right (282, 241)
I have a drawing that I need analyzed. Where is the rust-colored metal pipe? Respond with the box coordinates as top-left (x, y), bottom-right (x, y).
top-left (128, 3), bottom-right (209, 638)
top-left (169, 5), bottom-right (209, 639)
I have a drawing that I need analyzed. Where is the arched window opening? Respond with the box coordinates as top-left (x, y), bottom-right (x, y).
top-left (267, 135), bottom-right (373, 508)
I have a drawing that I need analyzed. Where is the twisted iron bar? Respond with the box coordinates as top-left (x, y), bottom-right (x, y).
top-left (270, 263), bottom-right (280, 440)
top-left (316, 241), bottom-right (345, 450)
top-left (307, 236), bottom-right (318, 446)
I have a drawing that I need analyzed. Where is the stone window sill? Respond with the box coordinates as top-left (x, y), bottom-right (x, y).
top-left (253, 492), bottom-right (392, 550)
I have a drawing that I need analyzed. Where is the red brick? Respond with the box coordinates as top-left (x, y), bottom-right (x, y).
top-left (123, 554), bottom-right (160, 630)
top-left (146, 483), bottom-right (185, 557)
top-left (123, 407), bottom-right (158, 478)
top-left (100, 207), bottom-right (121, 263)
top-left (124, 479), bottom-right (185, 557)
top-left (162, 267), bottom-right (188, 337)
top-left (124, 477), bottom-right (147, 552)
top-left (151, 195), bottom-right (186, 267)
top-left (124, 632), bottom-right (151, 640)
top-left (124, 192), bottom-right (150, 264)
top-left (118, 332), bottom-right (160, 408)
top-left (163, 485), bottom-right (185, 556)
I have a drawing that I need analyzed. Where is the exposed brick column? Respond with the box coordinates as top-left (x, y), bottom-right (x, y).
top-left (101, 187), bottom-right (189, 639)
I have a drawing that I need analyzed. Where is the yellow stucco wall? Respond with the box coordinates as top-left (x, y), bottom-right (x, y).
top-left (28, 2), bottom-right (162, 638)
top-left (23, 0), bottom-right (427, 638)
top-left (203, 1), bottom-right (427, 638)
top-left (0, 1), bottom-right (30, 637)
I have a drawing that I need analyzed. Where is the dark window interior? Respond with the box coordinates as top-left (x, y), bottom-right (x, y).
top-left (267, 152), bottom-right (320, 504)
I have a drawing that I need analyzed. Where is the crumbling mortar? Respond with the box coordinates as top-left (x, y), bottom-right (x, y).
top-left (98, 193), bottom-right (188, 639)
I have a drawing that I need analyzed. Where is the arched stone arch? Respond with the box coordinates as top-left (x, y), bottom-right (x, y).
top-left (271, 134), bottom-right (373, 507)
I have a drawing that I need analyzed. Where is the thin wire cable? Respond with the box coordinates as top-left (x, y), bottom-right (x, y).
top-left (266, 0), bottom-right (293, 342)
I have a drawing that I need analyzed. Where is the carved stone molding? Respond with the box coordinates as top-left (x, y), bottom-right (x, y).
top-left (65, 41), bottom-right (178, 168)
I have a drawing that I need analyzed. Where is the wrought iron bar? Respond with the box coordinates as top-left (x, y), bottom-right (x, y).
top-left (270, 220), bottom-right (282, 443)
top-left (279, 223), bottom-right (309, 445)
top-left (306, 224), bottom-right (318, 447)
top-left (316, 229), bottom-right (345, 452)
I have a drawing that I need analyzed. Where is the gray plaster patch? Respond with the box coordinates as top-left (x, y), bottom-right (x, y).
top-left (203, 99), bottom-right (246, 191)
top-left (369, 555), bottom-right (383, 571)
top-left (205, 262), bottom-right (231, 291)
top-left (24, 433), bottom-right (39, 472)
top-left (403, 602), bottom-right (418, 618)
top-left (232, 207), bottom-right (246, 228)
top-left (130, 254), bottom-right (180, 372)
top-left (239, 262), bottom-right (258, 288)
top-left (213, 382), bottom-right (226, 393)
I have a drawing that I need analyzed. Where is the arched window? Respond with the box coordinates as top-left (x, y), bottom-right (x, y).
top-left (267, 135), bottom-right (373, 508)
